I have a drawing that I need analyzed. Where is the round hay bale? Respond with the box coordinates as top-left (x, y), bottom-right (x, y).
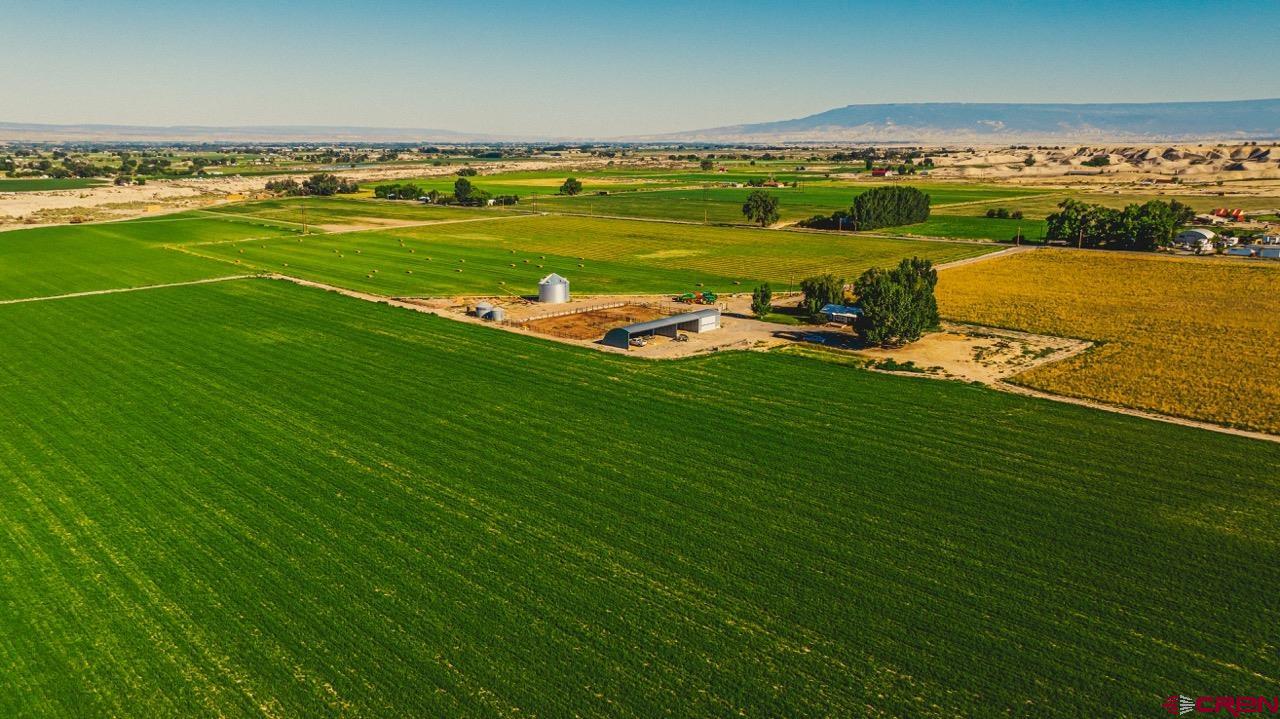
top-left (455, 268), bottom-right (463, 273)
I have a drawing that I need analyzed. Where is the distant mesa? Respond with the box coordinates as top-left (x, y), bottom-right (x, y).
top-left (641, 99), bottom-right (1280, 143)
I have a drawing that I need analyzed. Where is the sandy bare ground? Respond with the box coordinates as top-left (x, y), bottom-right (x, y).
top-left (0, 158), bottom-right (593, 230)
top-left (849, 322), bottom-right (1091, 383)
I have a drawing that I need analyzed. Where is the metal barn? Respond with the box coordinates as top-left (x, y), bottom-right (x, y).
top-left (602, 309), bottom-right (720, 348)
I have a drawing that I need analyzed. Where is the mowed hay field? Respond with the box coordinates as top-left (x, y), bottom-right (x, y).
top-left (938, 250), bottom-right (1280, 433)
top-left (191, 213), bottom-right (1001, 296)
top-left (0, 279), bottom-right (1277, 717)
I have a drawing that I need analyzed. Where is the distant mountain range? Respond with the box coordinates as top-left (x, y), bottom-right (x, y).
top-left (647, 100), bottom-right (1280, 143)
top-left (2, 99), bottom-right (1278, 144)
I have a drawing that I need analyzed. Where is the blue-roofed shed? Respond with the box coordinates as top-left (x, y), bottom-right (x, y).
top-left (820, 304), bottom-right (863, 325)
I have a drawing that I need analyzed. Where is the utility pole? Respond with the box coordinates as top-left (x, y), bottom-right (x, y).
top-left (1078, 226), bottom-right (1083, 249)
top-left (1015, 224), bottom-right (1021, 246)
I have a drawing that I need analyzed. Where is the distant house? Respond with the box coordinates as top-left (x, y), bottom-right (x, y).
top-left (819, 304), bottom-right (863, 325)
top-left (870, 168), bottom-right (888, 177)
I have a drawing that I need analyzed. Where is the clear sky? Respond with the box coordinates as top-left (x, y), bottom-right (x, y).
top-left (3, 0), bottom-right (1276, 137)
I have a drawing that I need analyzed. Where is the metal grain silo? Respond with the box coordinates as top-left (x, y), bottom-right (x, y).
top-left (537, 273), bottom-right (570, 304)
top-left (486, 307), bottom-right (505, 322)
top-left (474, 301), bottom-right (494, 317)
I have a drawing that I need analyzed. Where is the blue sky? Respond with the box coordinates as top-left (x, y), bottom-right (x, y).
top-left (2, 0), bottom-right (1276, 136)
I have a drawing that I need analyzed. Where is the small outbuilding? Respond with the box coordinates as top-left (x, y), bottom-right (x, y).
top-left (602, 309), bottom-right (720, 349)
top-left (819, 303), bottom-right (863, 325)
top-left (538, 273), bottom-right (570, 304)
top-left (1177, 228), bottom-right (1216, 245)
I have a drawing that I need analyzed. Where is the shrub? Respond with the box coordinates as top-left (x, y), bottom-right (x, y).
top-left (559, 177), bottom-right (583, 196)
top-left (750, 283), bottom-right (773, 318)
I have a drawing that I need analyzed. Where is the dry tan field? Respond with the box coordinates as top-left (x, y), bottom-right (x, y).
top-left (938, 249), bottom-right (1280, 434)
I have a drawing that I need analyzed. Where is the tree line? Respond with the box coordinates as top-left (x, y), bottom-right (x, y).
top-left (1045, 198), bottom-right (1194, 251)
top-left (265, 173), bottom-right (360, 197)
top-left (371, 177), bottom-right (518, 207)
top-left (799, 186), bottom-right (931, 231)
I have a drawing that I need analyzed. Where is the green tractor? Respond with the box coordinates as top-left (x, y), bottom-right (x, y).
top-left (673, 291), bottom-right (718, 305)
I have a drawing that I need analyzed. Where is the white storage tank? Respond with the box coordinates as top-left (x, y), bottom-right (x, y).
top-left (538, 273), bottom-right (570, 304)
top-left (487, 307), bottom-right (506, 322)
top-left (474, 301), bottom-right (494, 317)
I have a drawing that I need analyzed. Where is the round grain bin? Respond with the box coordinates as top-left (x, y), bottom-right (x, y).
top-left (537, 273), bottom-right (570, 304)
top-left (487, 307), bottom-right (506, 322)
top-left (474, 301), bottom-right (494, 318)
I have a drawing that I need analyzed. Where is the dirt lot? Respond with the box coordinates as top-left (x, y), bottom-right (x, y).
top-left (849, 322), bottom-right (1090, 383)
top-left (523, 304), bottom-right (668, 340)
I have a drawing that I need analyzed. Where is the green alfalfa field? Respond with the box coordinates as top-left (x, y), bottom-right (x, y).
top-left (0, 277), bottom-right (1277, 717)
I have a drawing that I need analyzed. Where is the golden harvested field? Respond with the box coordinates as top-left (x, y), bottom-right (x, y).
top-left (937, 250), bottom-right (1280, 434)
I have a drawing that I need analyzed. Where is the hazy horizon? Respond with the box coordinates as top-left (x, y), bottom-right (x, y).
top-left (3, 0), bottom-right (1279, 136)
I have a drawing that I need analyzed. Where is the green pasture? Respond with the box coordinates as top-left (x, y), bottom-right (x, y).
top-left (0, 178), bottom-right (108, 192)
top-left (191, 214), bottom-right (999, 296)
top-left (0, 279), bottom-right (1275, 717)
top-left (874, 214), bottom-right (1050, 242)
top-left (0, 216), bottom-right (297, 300)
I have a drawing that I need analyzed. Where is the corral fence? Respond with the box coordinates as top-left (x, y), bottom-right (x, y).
top-left (505, 300), bottom-right (690, 339)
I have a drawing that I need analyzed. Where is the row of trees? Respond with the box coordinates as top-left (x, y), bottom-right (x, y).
top-left (371, 178), bottom-right (519, 206)
top-left (1045, 198), bottom-right (1194, 251)
top-left (265, 173), bottom-right (360, 197)
top-left (984, 207), bottom-right (1024, 220)
top-left (799, 186), bottom-right (931, 231)
top-left (373, 183), bottom-right (423, 199)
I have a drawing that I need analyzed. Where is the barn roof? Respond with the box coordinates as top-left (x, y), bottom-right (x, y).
top-left (820, 303), bottom-right (863, 317)
top-left (611, 309), bottom-right (719, 335)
